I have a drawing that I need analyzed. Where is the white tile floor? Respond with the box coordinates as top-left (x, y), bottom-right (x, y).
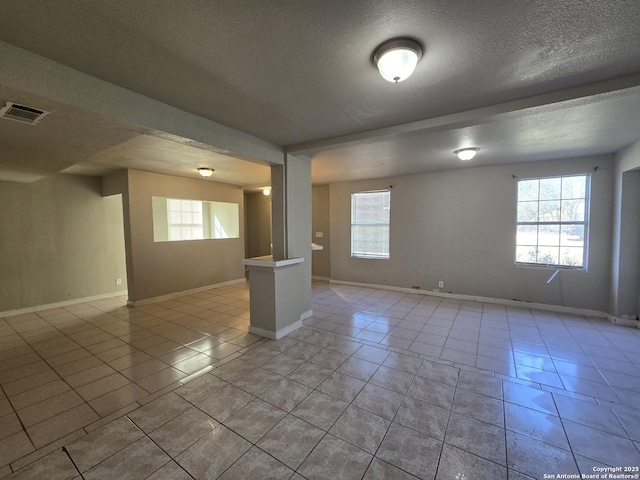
top-left (1, 280), bottom-right (639, 479)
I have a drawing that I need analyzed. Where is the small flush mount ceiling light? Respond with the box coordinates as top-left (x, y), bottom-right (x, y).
top-left (455, 148), bottom-right (479, 161)
top-left (373, 38), bottom-right (423, 83)
top-left (198, 167), bottom-right (214, 177)
top-left (262, 188), bottom-right (271, 196)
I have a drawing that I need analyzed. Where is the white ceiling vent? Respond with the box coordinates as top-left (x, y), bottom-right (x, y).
top-left (0, 102), bottom-right (49, 125)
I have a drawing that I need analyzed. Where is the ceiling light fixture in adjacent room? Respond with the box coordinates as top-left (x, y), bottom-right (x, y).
top-left (373, 38), bottom-right (423, 83)
top-left (262, 188), bottom-right (271, 196)
top-left (198, 167), bottom-right (214, 177)
top-left (455, 148), bottom-right (479, 161)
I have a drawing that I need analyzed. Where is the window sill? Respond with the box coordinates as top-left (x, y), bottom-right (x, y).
top-left (514, 263), bottom-right (586, 272)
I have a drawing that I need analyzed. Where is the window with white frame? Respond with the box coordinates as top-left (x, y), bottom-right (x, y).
top-left (515, 174), bottom-right (589, 269)
top-left (167, 198), bottom-right (204, 241)
top-left (351, 190), bottom-right (390, 259)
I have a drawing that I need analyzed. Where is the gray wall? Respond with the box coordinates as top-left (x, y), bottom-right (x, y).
top-left (329, 155), bottom-right (614, 311)
top-left (618, 171), bottom-right (640, 317)
top-left (0, 174), bottom-right (127, 312)
top-left (125, 169), bottom-right (245, 303)
top-left (245, 192), bottom-right (271, 258)
top-left (611, 141), bottom-right (640, 317)
top-left (312, 185), bottom-right (330, 278)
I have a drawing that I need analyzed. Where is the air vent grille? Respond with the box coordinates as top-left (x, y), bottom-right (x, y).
top-left (0, 102), bottom-right (49, 125)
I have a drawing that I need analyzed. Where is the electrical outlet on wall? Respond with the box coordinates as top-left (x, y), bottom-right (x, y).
top-left (315, 232), bottom-right (324, 238)
top-left (116, 278), bottom-right (122, 286)
top-left (438, 281), bottom-right (444, 288)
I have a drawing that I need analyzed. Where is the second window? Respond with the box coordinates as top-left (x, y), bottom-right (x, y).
top-left (351, 190), bottom-right (390, 259)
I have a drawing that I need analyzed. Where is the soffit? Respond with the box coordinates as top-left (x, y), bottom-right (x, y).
top-left (64, 135), bottom-right (271, 187)
top-left (0, 86), bottom-right (141, 182)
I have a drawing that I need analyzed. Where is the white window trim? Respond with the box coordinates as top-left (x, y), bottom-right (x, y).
top-left (514, 174), bottom-right (590, 271)
top-left (351, 189), bottom-right (390, 260)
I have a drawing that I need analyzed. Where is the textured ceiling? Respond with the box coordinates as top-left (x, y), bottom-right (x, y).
top-left (0, 86), bottom-right (143, 182)
top-left (0, 0), bottom-right (639, 185)
top-left (63, 135), bottom-right (271, 187)
top-left (310, 86), bottom-right (640, 183)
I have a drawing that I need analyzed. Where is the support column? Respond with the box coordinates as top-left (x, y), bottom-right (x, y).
top-left (271, 164), bottom-right (286, 259)
top-left (243, 154), bottom-right (312, 338)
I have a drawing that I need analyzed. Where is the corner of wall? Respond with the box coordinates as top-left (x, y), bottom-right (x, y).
top-left (609, 141), bottom-right (640, 317)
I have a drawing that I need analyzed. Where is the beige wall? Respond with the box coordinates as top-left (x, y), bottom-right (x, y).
top-left (245, 192), bottom-right (271, 258)
top-left (126, 169), bottom-right (245, 302)
top-left (0, 174), bottom-right (127, 312)
top-left (329, 155), bottom-right (614, 312)
top-left (312, 185), bottom-right (330, 278)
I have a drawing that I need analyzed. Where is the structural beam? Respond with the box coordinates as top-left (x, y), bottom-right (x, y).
top-left (287, 73), bottom-right (640, 156)
top-left (0, 41), bottom-right (284, 166)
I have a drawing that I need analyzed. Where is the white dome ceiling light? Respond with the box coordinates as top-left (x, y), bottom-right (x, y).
top-left (373, 38), bottom-right (423, 83)
top-left (198, 167), bottom-right (214, 177)
top-left (455, 148), bottom-right (479, 161)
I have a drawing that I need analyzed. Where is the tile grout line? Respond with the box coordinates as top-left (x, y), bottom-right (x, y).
top-left (60, 445), bottom-right (81, 478)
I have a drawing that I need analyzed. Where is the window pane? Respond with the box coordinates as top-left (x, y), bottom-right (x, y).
top-left (539, 178), bottom-right (561, 200)
top-left (352, 225), bottom-right (389, 257)
top-left (560, 247), bottom-right (583, 267)
top-left (516, 225), bottom-right (537, 246)
top-left (561, 225), bottom-right (584, 247)
top-left (167, 199), bottom-right (204, 241)
top-left (561, 199), bottom-right (584, 222)
top-left (538, 200), bottom-right (560, 221)
top-left (518, 180), bottom-right (539, 201)
top-left (537, 246), bottom-right (559, 265)
top-left (516, 246), bottom-right (537, 264)
top-left (561, 175), bottom-right (586, 199)
top-left (538, 225), bottom-right (560, 246)
top-left (353, 192), bottom-right (390, 224)
top-left (517, 201), bottom-right (538, 222)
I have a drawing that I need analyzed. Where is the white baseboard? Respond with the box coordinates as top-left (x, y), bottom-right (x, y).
top-left (312, 275), bottom-right (331, 281)
top-left (0, 290), bottom-right (128, 318)
top-left (608, 315), bottom-right (640, 329)
top-left (250, 319), bottom-right (303, 340)
top-left (128, 278), bottom-right (246, 307)
top-left (327, 278), bottom-right (614, 322)
top-left (300, 309), bottom-right (313, 320)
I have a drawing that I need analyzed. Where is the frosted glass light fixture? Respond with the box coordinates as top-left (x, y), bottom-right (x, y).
top-left (198, 167), bottom-right (214, 177)
top-left (262, 188), bottom-right (271, 196)
top-left (374, 38), bottom-right (423, 83)
top-left (455, 148), bottom-right (479, 161)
